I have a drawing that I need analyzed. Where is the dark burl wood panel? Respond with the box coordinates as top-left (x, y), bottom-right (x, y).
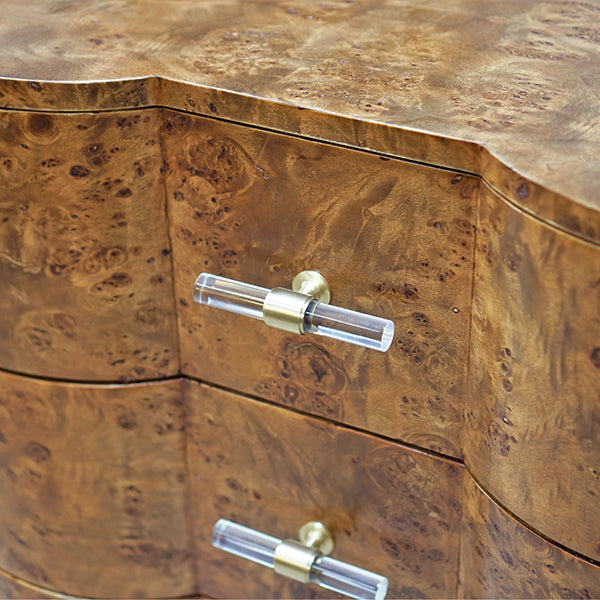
top-left (185, 380), bottom-right (464, 599)
top-left (459, 475), bottom-right (600, 599)
top-left (0, 372), bottom-right (194, 598)
top-left (165, 111), bottom-right (478, 458)
top-left (465, 184), bottom-right (600, 561)
top-left (0, 109), bottom-right (178, 381)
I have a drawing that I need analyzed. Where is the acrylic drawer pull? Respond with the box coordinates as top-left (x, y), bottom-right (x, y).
top-left (212, 519), bottom-right (388, 600)
top-left (194, 271), bottom-right (394, 352)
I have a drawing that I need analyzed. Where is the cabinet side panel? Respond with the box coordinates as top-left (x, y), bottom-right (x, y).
top-left (0, 109), bottom-right (178, 381)
top-left (465, 184), bottom-right (600, 561)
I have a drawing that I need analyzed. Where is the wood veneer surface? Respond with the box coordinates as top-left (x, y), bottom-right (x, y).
top-left (1, 1), bottom-right (600, 241)
top-left (0, 4), bottom-right (599, 584)
top-left (0, 368), bottom-right (464, 599)
top-left (0, 105), bottom-right (477, 456)
top-left (165, 111), bottom-right (477, 458)
top-left (1, 104), bottom-right (598, 566)
top-left (0, 373), bottom-right (194, 598)
top-left (465, 184), bottom-right (600, 562)
top-left (459, 476), bottom-right (600, 599)
top-left (185, 380), bottom-right (464, 599)
top-left (0, 368), bottom-right (596, 598)
top-left (0, 109), bottom-right (178, 382)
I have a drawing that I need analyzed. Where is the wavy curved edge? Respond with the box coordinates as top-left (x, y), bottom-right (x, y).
top-left (1, 75), bottom-right (599, 246)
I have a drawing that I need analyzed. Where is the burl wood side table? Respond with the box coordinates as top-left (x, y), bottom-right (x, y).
top-left (0, 1), bottom-right (599, 598)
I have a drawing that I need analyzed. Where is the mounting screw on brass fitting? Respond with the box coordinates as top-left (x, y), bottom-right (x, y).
top-left (298, 521), bottom-right (334, 555)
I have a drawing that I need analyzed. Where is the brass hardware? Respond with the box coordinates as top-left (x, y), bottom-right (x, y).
top-left (263, 287), bottom-right (313, 334)
top-left (292, 270), bottom-right (331, 304)
top-left (274, 540), bottom-right (318, 583)
top-left (298, 521), bottom-right (335, 555)
top-left (263, 271), bottom-right (331, 335)
top-left (273, 521), bottom-right (335, 583)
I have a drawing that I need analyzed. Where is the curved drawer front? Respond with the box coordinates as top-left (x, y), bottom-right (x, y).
top-left (0, 104), bottom-right (477, 457)
top-left (0, 372), bottom-right (193, 598)
top-left (460, 476), bottom-right (600, 598)
top-left (466, 185), bottom-right (600, 561)
top-left (167, 111), bottom-right (479, 458)
top-left (0, 109), bottom-right (178, 382)
top-left (184, 380), bottom-right (464, 599)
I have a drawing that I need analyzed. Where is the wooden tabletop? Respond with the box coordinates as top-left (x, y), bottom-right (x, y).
top-left (2, 0), bottom-right (600, 241)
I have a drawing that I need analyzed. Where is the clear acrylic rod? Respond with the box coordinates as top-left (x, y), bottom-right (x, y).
top-left (193, 272), bottom-right (394, 352)
top-left (304, 300), bottom-right (394, 352)
top-left (211, 519), bottom-right (388, 600)
top-left (311, 554), bottom-right (388, 600)
top-left (194, 273), bottom-right (268, 320)
top-left (212, 519), bottom-right (279, 568)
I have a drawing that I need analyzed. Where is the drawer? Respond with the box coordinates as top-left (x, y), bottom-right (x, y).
top-left (0, 106), bottom-right (477, 458)
top-left (165, 111), bottom-right (479, 457)
top-left (0, 372), bottom-right (194, 598)
top-left (465, 185), bottom-right (600, 561)
top-left (0, 109), bottom-right (178, 382)
top-left (0, 370), bottom-right (464, 599)
top-left (460, 475), bottom-right (600, 598)
top-left (185, 379), bottom-right (464, 599)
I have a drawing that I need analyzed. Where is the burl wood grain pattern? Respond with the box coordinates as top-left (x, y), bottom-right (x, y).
top-left (165, 111), bottom-right (478, 458)
top-left (465, 184), bottom-right (600, 561)
top-left (459, 475), bottom-right (600, 599)
top-left (0, 372), bottom-right (194, 598)
top-left (1, 0), bottom-right (600, 241)
top-left (185, 379), bottom-right (464, 599)
top-left (0, 109), bottom-right (178, 381)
